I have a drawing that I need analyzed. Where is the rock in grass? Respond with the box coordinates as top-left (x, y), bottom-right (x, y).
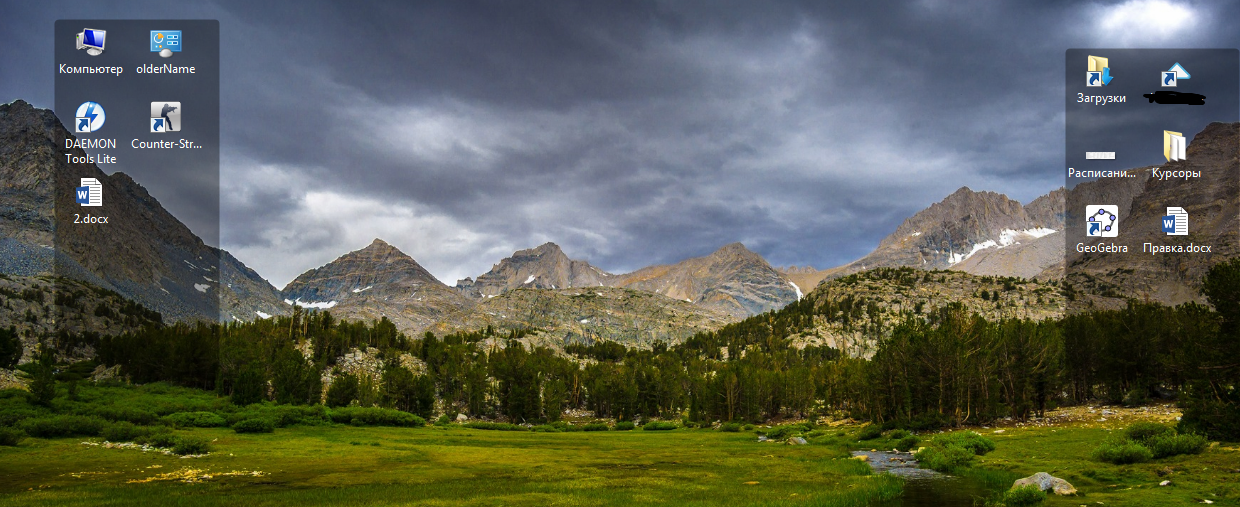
top-left (787, 437), bottom-right (807, 445)
top-left (1012, 472), bottom-right (1077, 496)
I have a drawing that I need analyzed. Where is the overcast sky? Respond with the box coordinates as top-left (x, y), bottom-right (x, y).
top-left (4, 0), bottom-right (1239, 289)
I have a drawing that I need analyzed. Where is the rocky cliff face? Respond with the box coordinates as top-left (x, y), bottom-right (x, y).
top-left (432, 286), bottom-right (733, 349)
top-left (0, 100), bottom-right (287, 323)
top-left (777, 266), bottom-right (830, 295)
top-left (281, 239), bottom-right (473, 333)
top-left (792, 268), bottom-right (1063, 357)
top-left (220, 250), bottom-right (289, 321)
top-left (0, 275), bottom-right (164, 364)
top-left (457, 242), bottom-right (614, 297)
top-left (608, 243), bottom-right (799, 318)
top-left (826, 187), bottom-right (1066, 280)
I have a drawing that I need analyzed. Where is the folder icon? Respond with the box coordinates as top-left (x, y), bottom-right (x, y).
top-left (1163, 130), bottom-right (1186, 162)
top-left (1088, 56), bottom-right (1109, 72)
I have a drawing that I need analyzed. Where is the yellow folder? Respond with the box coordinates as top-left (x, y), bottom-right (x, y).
top-left (1164, 130), bottom-right (1184, 162)
top-left (1088, 56), bottom-right (1108, 72)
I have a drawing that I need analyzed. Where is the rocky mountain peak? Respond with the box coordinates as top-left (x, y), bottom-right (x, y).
top-left (530, 241), bottom-right (563, 254)
top-left (713, 242), bottom-right (754, 256)
top-left (459, 241), bottom-right (612, 297)
top-left (280, 239), bottom-right (469, 333)
top-left (609, 242), bottom-right (797, 317)
top-left (825, 185), bottom-right (1066, 280)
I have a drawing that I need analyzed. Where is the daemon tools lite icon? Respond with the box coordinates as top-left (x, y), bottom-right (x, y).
top-left (151, 30), bottom-right (181, 58)
top-left (1087, 55), bottom-right (1112, 87)
top-left (1163, 130), bottom-right (1186, 162)
top-left (1086, 205), bottom-right (1119, 237)
top-left (74, 102), bottom-right (106, 133)
top-left (150, 102), bottom-right (182, 132)
top-left (1163, 207), bottom-right (1188, 236)
top-left (76, 178), bottom-right (102, 207)
top-left (76, 28), bottom-right (105, 56)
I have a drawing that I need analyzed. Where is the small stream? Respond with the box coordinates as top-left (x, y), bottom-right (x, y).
top-left (852, 451), bottom-right (992, 506)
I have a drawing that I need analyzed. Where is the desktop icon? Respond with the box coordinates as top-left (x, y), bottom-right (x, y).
top-left (1086, 205), bottom-right (1119, 238)
top-left (75, 29), bottom-right (105, 56)
top-left (74, 102), bottom-right (106, 133)
top-left (1162, 207), bottom-right (1188, 236)
top-left (151, 30), bottom-right (181, 57)
top-left (76, 178), bottom-right (102, 207)
top-left (1163, 130), bottom-right (1186, 162)
top-left (150, 102), bottom-right (181, 132)
top-left (1162, 63), bottom-right (1190, 87)
top-left (1087, 55), bottom-right (1112, 87)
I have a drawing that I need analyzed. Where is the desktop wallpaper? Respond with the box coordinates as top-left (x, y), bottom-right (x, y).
top-left (0, 1), bottom-right (1238, 506)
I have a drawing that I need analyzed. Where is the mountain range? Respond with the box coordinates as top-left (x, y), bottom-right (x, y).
top-left (1, 99), bottom-right (1235, 351)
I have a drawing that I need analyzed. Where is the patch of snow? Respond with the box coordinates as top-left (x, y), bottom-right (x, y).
top-left (183, 260), bottom-right (199, 270)
top-left (202, 276), bottom-right (216, 282)
top-left (284, 299), bottom-right (294, 305)
top-left (290, 299), bottom-right (338, 309)
top-left (194, 284), bottom-right (210, 293)
top-left (256, 311), bottom-right (271, 319)
top-left (948, 240), bottom-right (998, 266)
top-left (579, 319), bottom-right (589, 324)
top-left (909, 231), bottom-right (922, 237)
top-left (352, 285), bottom-right (373, 293)
top-left (524, 275), bottom-right (536, 284)
top-left (789, 282), bottom-right (803, 300)
top-left (951, 228), bottom-right (1060, 266)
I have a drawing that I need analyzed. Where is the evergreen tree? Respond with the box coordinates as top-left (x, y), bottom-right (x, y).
top-left (0, 326), bottom-right (21, 368)
top-left (1180, 259), bottom-right (1240, 439)
top-left (28, 345), bottom-right (57, 407)
top-left (543, 379), bottom-right (567, 422)
top-left (231, 366), bottom-right (267, 406)
top-left (272, 347), bottom-right (320, 405)
top-left (326, 373), bottom-right (361, 408)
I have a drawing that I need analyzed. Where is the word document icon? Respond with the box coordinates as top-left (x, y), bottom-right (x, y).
top-left (1162, 207), bottom-right (1188, 236)
top-left (1086, 205), bottom-right (1119, 238)
top-left (76, 178), bottom-right (103, 207)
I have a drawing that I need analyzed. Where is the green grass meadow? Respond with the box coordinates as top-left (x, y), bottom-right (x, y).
top-left (0, 425), bottom-right (901, 507)
top-left (970, 424), bottom-right (1240, 506)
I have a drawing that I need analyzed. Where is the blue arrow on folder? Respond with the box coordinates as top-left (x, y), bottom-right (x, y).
top-left (1101, 67), bottom-right (1113, 85)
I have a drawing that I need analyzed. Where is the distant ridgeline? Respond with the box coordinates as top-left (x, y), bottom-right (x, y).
top-left (22, 261), bottom-right (1238, 440)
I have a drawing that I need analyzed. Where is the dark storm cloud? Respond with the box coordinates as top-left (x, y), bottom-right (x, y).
top-left (4, 1), bottom-right (1239, 286)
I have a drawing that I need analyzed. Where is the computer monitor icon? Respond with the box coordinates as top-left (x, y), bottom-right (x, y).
top-left (76, 29), bottom-right (105, 56)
